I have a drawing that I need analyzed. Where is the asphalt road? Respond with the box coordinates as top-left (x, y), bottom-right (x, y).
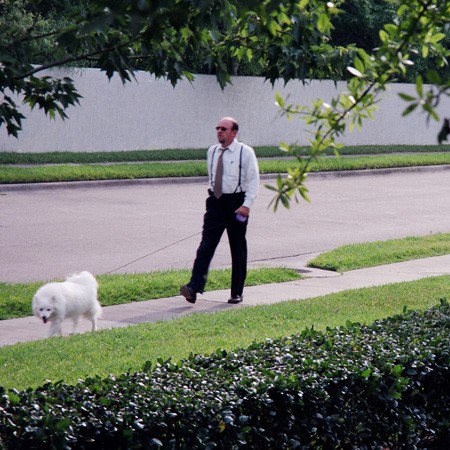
top-left (1, 167), bottom-right (449, 283)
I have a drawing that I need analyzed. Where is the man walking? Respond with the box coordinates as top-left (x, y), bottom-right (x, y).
top-left (180, 117), bottom-right (260, 304)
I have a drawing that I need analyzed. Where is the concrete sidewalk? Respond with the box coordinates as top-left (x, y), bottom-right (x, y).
top-left (1, 255), bottom-right (449, 347)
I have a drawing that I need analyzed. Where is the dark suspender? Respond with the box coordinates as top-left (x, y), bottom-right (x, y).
top-left (234, 145), bottom-right (244, 193)
top-left (210, 145), bottom-right (219, 187)
top-left (211, 144), bottom-right (244, 193)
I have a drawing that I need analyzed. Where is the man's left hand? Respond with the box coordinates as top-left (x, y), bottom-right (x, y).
top-left (236, 206), bottom-right (250, 217)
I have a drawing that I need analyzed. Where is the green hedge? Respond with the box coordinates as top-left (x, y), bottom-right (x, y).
top-left (1, 302), bottom-right (449, 449)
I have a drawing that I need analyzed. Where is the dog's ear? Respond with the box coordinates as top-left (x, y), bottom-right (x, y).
top-left (50, 295), bottom-right (57, 304)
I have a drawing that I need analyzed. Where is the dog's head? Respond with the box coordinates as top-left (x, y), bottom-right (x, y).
top-left (32, 295), bottom-right (57, 324)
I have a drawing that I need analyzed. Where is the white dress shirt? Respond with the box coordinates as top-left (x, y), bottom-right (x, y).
top-left (207, 138), bottom-right (260, 208)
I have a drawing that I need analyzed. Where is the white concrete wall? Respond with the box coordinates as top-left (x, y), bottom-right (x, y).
top-left (0, 67), bottom-right (447, 152)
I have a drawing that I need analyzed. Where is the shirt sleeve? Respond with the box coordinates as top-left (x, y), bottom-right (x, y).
top-left (206, 145), bottom-right (217, 189)
top-left (242, 145), bottom-right (260, 208)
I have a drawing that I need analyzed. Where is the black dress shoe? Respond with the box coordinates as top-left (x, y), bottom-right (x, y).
top-left (180, 285), bottom-right (196, 304)
top-left (228, 295), bottom-right (243, 304)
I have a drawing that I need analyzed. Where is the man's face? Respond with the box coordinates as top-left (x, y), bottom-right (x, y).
top-left (216, 119), bottom-right (237, 147)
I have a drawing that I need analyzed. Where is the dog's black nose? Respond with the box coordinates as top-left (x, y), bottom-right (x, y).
top-left (43, 317), bottom-right (48, 323)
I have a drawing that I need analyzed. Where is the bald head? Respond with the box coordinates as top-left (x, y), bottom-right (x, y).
top-left (216, 117), bottom-right (239, 147)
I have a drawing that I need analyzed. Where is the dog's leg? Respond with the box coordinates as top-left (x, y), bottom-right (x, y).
top-left (91, 318), bottom-right (98, 332)
top-left (48, 321), bottom-right (62, 337)
top-left (71, 318), bottom-right (79, 335)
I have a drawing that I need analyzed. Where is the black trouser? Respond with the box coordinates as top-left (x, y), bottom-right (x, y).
top-left (189, 191), bottom-right (248, 296)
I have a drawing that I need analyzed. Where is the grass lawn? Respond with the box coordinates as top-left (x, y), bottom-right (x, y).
top-left (0, 234), bottom-right (449, 390)
top-left (308, 232), bottom-right (450, 271)
top-left (1, 145), bottom-right (450, 184)
top-left (0, 276), bottom-right (448, 390)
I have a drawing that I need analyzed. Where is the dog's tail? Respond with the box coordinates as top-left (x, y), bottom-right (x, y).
top-left (66, 271), bottom-right (98, 288)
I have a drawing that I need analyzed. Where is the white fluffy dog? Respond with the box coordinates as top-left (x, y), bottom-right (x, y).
top-left (32, 271), bottom-right (102, 337)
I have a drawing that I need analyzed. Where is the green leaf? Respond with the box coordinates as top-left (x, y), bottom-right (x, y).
top-left (429, 32), bottom-right (445, 44)
top-left (397, 4), bottom-right (408, 16)
top-left (299, 0), bottom-right (309, 9)
top-left (354, 57), bottom-right (365, 74)
top-left (384, 24), bottom-right (397, 35)
top-left (398, 93), bottom-right (416, 102)
top-left (415, 75), bottom-right (424, 97)
top-left (275, 92), bottom-right (285, 108)
top-left (264, 184), bottom-right (278, 192)
top-left (278, 142), bottom-right (290, 153)
top-left (379, 30), bottom-right (389, 43)
top-left (317, 13), bottom-right (331, 34)
top-left (425, 70), bottom-right (441, 85)
top-left (423, 103), bottom-right (439, 121)
top-left (402, 103), bottom-right (418, 116)
top-left (299, 187), bottom-right (310, 202)
top-left (267, 19), bottom-right (281, 36)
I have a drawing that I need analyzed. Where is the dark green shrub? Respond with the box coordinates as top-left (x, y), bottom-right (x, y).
top-left (1, 302), bottom-right (449, 449)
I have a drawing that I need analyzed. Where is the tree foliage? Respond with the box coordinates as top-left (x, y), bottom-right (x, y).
top-left (1, 0), bottom-right (450, 208)
top-left (331, 0), bottom-right (397, 54)
top-left (268, 0), bottom-right (450, 209)
top-left (0, 0), bottom-right (352, 139)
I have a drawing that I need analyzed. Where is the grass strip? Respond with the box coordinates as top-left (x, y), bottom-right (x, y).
top-left (259, 153), bottom-right (450, 174)
top-left (0, 161), bottom-right (208, 184)
top-left (309, 233), bottom-right (450, 272)
top-left (1, 153), bottom-right (450, 184)
top-left (0, 275), bottom-right (448, 390)
top-left (0, 145), bottom-right (448, 165)
top-left (0, 267), bottom-right (300, 320)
